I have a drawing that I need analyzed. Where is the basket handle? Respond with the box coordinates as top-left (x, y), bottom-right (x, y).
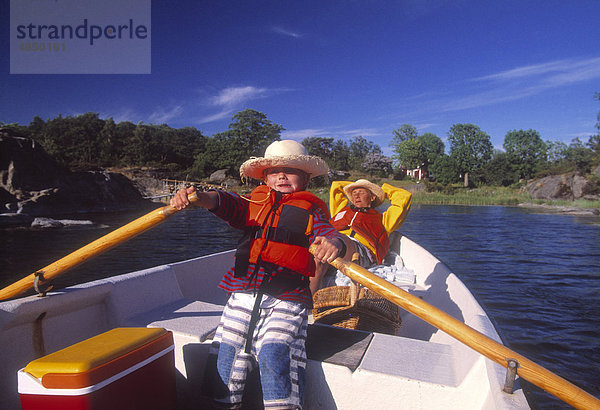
top-left (349, 253), bottom-right (361, 306)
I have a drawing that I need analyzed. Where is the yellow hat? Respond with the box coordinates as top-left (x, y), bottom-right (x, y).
top-left (343, 179), bottom-right (385, 207)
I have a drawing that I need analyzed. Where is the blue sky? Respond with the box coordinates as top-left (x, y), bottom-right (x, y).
top-left (2, 0), bottom-right (600, 155)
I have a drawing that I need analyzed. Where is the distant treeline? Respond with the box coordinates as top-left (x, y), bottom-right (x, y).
top-left (2, 102), bottom-right (600, 189)
top-left (1, 109), bottom-right (390, 182)
top-left (4, 112), bottom-right (206, 174)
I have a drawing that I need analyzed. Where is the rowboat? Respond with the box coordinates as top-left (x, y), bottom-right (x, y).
top-left (1, 198), bottom-right (598, 409)
top-left (0, 232), bottom-right (530, 409)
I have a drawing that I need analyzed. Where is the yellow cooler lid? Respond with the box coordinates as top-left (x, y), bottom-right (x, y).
top-left (24, 327), bottom-right (167, 379)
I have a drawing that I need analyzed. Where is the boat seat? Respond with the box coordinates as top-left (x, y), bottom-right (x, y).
top-left (359, 332), bottom-right (470, 387)
top-left (124, 299), bottom-right (224, 343)
top-left (306, 323), bottom-right (373, 371)
top-left (305, 323), bottom-right (467, 387)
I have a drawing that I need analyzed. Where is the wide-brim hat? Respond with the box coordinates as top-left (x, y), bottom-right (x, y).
top-left (239, 140), bottom-right (329, 180)
top-left (343, 179), bottom-right (385, 207)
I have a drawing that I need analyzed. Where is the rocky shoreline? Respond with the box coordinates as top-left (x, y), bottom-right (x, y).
top-left (2, 133), bottom-right (598, 228)
top-left (517, 202), bottom-right (600, 216)
top-left (1, 134), bottom-right (154, 228)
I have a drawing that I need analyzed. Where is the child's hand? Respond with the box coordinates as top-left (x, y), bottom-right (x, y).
top-left (170, 186), bottom-right (196, 210)
top-left (312, 236), bottom-right (343, 263)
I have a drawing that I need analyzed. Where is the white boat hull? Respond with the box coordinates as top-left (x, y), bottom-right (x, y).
top-left (0, 235), bottom-right (529, 409)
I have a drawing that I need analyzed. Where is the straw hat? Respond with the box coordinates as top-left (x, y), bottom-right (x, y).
top-left (343, 179), bottom-right (385, 207)
top-left (239, 140), bottom-right (329, 180)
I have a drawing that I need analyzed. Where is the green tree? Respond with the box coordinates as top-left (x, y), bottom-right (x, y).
top-left (349, 136), bottom-right (381, 169)
top-left (98, 117), bottom-right (117, 165)
top-left (23, 113), bottom-right (206, 172)
top-left (227, 109), bottom-right (283, 159)
top-left (546, 140), bottom-right (569, 164)
top-left (193, 109), bottom-right (282, 177)
top-left (171, 127), bottom-right (207, 169)
top-left (448, 123), bottom-right (493, 186)
top-left (565, 137), bottom-right (595, 173)
top-left (392, 124), bottom-right (418, 143)
top-left (542, 137), bottom-right (596, 175)
top-left (588, 92), bottom-right (600, 154)
top-left (126, 123), bottom-right (156, 165)
top-left (480, 152), bottom-right (519, 186)
top-left (302, 137), bottom-right (334, 161)
top-left (429, 154), bottom-right (460, 185)
top-left (75, 112), bottom-right (106, 167)
top-left (391, 124), bottom-right (418, 167)
top-left (28, 116), bottom-right (46, 135)
top-left (34, 113), bottom-right (106, 169)
top-left (418, 132), bottom-right (444, 174)
top-left (193, 133), bottom-right (233, 176)
top-left (331, 139), bottom-right (350, 170)
top-left (114, 121), bottom-right (137, 166)
top-left (588, 134), bottom-right (600, 154)
top-left (419, 133), bottom-right (444, 160)
top-left (390, 126), bottom-right (443, 176)
top-left (1, 122), bottom-right (30, 137)
top-left (503, 129), bottom-right (547, 180)
top-left (395, 138), bottom-right (426, 169)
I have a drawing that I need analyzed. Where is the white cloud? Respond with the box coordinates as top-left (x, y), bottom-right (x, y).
top-left (271, 26), bottom-right (303, 39)
top-left (282, 127), bottom-right (384, 142)
top-left (209, 86), bottom-right (268, 107)
top-left (148, 105), bottom-right (184, 124)
top-left (437, 56), bottom-right (600, 112)
top-left (415, 123), bottom-right (437, 132)
top-left (337, 128), bottom-right (381, 138)
top-left (282, 128), bottom-right (331, 140)
top-left (199, 109), bottom-right (233, 124)
top-left (474, 57), bottom-right (600, 83)
top-left (98, 108), bottom-right (140, 124)
top-left (199, 86), bottom-right (287, 125)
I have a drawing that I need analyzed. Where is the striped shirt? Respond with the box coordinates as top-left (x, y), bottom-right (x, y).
top-left (211, 189), bottom-right (343, 307)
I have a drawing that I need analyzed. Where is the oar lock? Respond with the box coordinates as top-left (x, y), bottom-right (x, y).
top-left (33, 270), bottom-right (53, 297)
top-left (503, 358), bottom-right (520, 394)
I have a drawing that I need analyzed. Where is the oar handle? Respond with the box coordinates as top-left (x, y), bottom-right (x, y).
top-left (0, 192), bottom-right (199, 301)
top-left (309, 245), bottom-right (600, 409)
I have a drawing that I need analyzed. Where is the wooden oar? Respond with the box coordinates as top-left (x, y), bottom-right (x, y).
top-left (0, 192), bottom-right (199, 301)
top-left (310, 245), bottom-right (600, 410)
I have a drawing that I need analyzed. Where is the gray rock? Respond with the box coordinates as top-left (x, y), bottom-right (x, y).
top-left (525, 173), bottom-right (593, 200)
top-left (572, 174), bottom-right (591, 199)
top-left (1, 134), bottom-right (151, 217)
top-left (31, 217), bottom-right (64, 229)
top-left (221, 178), bottom-right (241, 188)
top-left (209, 169), bottom-right (229, 184)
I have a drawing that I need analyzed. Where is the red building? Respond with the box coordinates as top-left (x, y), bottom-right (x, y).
top-left (402, 167), bottom-right (432, 181)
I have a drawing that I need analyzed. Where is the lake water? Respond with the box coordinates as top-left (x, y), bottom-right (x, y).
top-left (1, 204), bottom-right (599, 408)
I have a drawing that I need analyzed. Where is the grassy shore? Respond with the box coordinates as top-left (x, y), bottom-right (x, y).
top-left (318, 175), bottom-right (600, 211)
top-left (409, 184), bottom-right (600, 210)
top-left (236, 173), bottom-right (600, 211)
top-left (411, 187), bottom-right (530, 206)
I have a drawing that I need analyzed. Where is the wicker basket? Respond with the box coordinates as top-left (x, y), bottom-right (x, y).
top-left (312, 281), bottom-right (401, 335)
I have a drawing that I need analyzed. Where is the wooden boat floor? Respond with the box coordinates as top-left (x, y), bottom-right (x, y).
top-left (306, 324), bottom-right (373, 371)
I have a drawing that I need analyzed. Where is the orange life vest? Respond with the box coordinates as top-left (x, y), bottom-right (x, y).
top-left (330, 206), bottom-right (389, 264)
top-left (234, 185), bottom-right (330, 278)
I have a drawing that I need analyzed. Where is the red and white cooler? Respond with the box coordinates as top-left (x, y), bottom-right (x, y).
top-left (18, 327), bottom-right (176, 410)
